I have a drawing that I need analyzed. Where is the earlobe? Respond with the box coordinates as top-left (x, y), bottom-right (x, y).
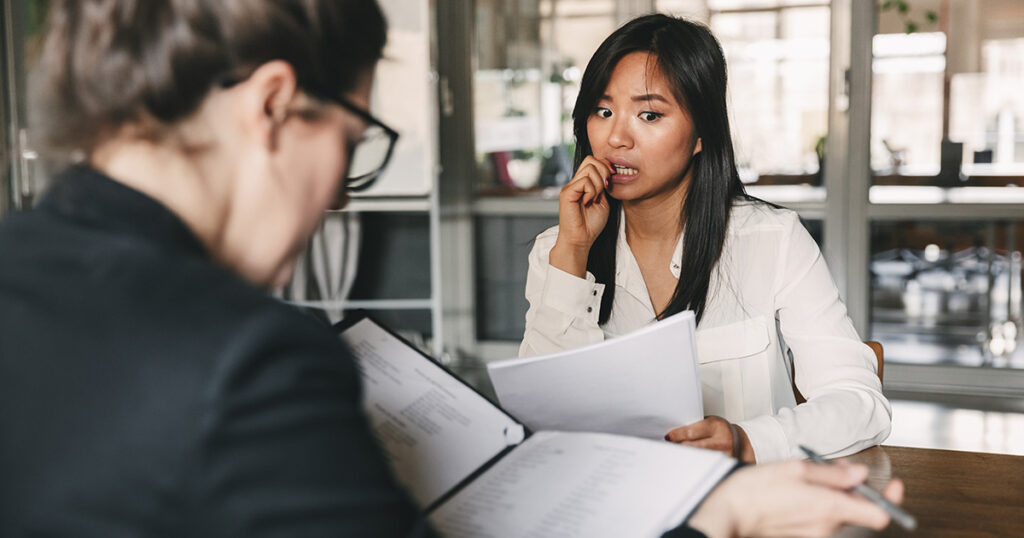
top-left (693, 137), bottom-right (703, 156)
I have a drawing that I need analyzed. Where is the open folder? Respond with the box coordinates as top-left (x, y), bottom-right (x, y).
top-left (488, 310), bottom-right (703, 439)
top-left (335, 313), bottom-right (735, 538)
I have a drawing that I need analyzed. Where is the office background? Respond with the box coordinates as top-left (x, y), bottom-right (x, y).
top-left (2, 0), bottom-right (1023, 453)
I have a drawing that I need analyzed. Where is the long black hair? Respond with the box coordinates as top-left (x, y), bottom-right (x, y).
top-left (573, 14), bottom-right (746, 325)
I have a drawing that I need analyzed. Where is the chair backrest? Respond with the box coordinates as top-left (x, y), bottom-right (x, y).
top-left (792, 341), bottom-right (883, 405)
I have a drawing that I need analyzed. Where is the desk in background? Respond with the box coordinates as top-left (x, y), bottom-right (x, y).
top-left (836, 445), bottom-right (1024, 537)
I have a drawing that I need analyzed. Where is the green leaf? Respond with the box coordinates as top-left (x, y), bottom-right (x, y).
top-left (897, 1), bottom-right (909, 14)
top-left (882, 0), bottom-right (894, 10)
top-left (906, 21), bottom-right (918, 33)
top-left (926, 10), bottom-right (938, 23)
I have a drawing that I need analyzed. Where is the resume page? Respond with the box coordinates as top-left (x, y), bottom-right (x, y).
top-left (429, 431), bottom-right (734, 538)
top-left (339, 318), bottom-right (522, 507)
top-left (488, 311), bottom-right (703, 439)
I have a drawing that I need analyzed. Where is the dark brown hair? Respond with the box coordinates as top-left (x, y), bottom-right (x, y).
top-left (31, 0), bottom-right (387, 156)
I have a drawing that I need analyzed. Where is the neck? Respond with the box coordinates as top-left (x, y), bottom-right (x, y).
top-left (622, 174), bottom-right (689, 244)
top-left (90, 139), bottom-right (231, 258)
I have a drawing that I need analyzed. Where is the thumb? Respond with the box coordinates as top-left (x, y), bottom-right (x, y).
top-left (801, 461), bottom-right (869, 489)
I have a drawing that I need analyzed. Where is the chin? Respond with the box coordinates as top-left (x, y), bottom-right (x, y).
top-left (267, 260), bottom-right (297, 290)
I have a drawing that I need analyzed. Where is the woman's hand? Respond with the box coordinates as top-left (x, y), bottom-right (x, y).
top-left (548, 156), bottom-right (613, 278)
top-left (687, 459), bottom-right (905, 538)
top-left (665, 416), bottom-right (755, 463)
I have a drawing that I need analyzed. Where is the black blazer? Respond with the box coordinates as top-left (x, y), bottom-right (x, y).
top-left (0, 167), bottom-right (429, 537)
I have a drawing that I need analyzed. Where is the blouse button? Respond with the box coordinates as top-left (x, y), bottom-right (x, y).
top-left (587, 307), bottom-right (593, 313)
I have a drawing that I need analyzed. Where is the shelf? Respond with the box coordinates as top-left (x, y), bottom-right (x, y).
top-left (288, 298), bottom-right (434, 311)
top-left (332, 197), bottom-right (432, 213)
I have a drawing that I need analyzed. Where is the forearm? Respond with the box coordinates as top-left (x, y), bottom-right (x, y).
top-left (522, 237), bottom-right (607, 357)
top-left (739, 386), bottom-right (891, 462)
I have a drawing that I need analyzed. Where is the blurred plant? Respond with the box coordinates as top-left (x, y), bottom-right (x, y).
top-left (880, 0), bottom-right (938, 34)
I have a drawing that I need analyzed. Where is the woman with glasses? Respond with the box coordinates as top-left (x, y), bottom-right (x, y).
top-left (0, 1), bottom-right (417, 536)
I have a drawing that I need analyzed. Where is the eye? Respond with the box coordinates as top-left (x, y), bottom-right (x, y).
top-left (639, 111), bottom-right (663, 122)
top-left (594, 107), bottom-right (612, 119)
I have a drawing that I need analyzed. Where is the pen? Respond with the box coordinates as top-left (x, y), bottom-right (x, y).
top-left (798, 445), bottom-right (917, 532)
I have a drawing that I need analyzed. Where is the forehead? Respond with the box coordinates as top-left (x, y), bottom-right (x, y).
top-left (602, 51), bottom-right (680, 106)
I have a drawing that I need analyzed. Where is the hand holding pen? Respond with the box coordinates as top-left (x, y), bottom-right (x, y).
top-left (688, 454), bottom-right (909, 538)
top-left (801, 445), bottom-right (917, 531)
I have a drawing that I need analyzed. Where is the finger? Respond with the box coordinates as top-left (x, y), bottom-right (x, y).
top-left (580, 179), bottom-right (595, 206)
top-left (827, 490), bottom-right (892, 531)
top-left (583, 156), bottom-right (614, 177)
top-left (679, 438), bottom-right (731, 454)
top-left (581, 162), bottom-right (610, 190)
top-left (593, 156), bottom-right (615, 178)
top-left (567, 171), bottom-right (598, 201)
top-left (582, 158), bottom-right (613, 188)
top-left (666, 419), bottom-right (712, 442)
top-left (583, 169), bottom-right (606, 204)
top-left (882, 478), bottom-right (905, 505)
top-left (801, 461), bottom-right (869, 489)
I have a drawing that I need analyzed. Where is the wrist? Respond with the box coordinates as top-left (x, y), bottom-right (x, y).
top-left (549, 241), bottom-right (590, 278)
top-left (733, 425), bottom-right (756, 463)
top-left (687, 493), bottom-right (737, 538)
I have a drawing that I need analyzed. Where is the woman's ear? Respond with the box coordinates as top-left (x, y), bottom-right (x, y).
top-left (692, 137), bottom-right (703, 156)
top-left (235, 60), bottom-right (300, 151)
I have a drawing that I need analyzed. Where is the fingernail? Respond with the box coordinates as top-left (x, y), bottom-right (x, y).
top-left (664, 433), bottom-right (671, 441)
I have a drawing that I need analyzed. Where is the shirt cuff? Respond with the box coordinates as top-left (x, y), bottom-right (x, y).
top-left (736, 414), bottom-right (791, 463)
top-left (541, 264), bottom-right (604, 323)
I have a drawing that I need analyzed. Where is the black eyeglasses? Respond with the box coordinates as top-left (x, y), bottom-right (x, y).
top-left (218, 73), bottom-right (399, 193)
top-left (330, 94), bottom-right (400, 193)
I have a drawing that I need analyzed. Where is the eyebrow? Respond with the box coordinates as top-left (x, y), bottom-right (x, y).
top-left (598, 93), bottom-right (670, 104)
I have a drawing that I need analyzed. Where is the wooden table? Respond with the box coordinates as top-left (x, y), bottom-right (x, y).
top-left (835, 445), bottom-right (1024, 537)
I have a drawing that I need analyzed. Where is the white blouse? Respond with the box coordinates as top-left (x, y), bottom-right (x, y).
top-left (520, 200), bottom-right (891, 462)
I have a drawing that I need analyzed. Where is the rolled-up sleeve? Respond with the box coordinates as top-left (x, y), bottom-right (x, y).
top-left (520, 227), bottom-right (606, 357)
top-left (738, 214), bottom-right (891, 462)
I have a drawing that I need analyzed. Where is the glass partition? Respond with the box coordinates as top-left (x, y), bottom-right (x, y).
top-left (871, 0), bottom-right (1024, 196)
top-left (870, 220), bottom-right (1023, 368)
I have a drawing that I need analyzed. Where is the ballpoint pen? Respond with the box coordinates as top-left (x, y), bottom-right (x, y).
top-left (799, 445), bottom-right (917, 532)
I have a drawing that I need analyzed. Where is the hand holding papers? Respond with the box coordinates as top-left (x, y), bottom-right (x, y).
top-left (487, 311), bottom-right (703, 439)
top-left (336, 313), bottom-right (735, 538)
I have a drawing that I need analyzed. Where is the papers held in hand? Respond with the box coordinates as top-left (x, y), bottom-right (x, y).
top-left (487, 310), bottom-right (703, 439)
top-left (336, 313), bottom-right (734, 538)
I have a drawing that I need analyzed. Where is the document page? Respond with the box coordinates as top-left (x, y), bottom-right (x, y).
top-left (488, 311), bottom-right (702, 439)
top-left (338, 317), bottom-right (523, 507)
top-left (429, 431), bottom-right (734, 538)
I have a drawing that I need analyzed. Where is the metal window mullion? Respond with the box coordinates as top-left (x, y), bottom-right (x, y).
top-left (823, 0), bottom-right (874, 336)
top-left (436, 0), bottom-right (478, 360)
top-left (1, 0), bottom-right (20, 214)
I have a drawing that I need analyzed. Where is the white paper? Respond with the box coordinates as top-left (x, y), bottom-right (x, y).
top-left (339, 318), bottom-right (521, 507)
top-left (429, 431), bottom-right (734, 538)
top-left (488, 311), bottom-right (703, 439)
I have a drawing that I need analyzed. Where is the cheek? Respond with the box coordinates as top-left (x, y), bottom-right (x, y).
top-left (586, 118), bottom-right (604, 149)
top-left (646, 125), bottom-right (696, 176)
top-left (301, 131), bottom-right (347, 206)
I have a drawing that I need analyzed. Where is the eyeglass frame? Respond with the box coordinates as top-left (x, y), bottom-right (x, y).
top-left (217, 72), bottom-right (399, 193)
top-left (330, 94), bottom-right (400, 193)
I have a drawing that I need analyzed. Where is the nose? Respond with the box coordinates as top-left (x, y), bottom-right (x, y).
top-left (606, 115), bottom-right (633, 149)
